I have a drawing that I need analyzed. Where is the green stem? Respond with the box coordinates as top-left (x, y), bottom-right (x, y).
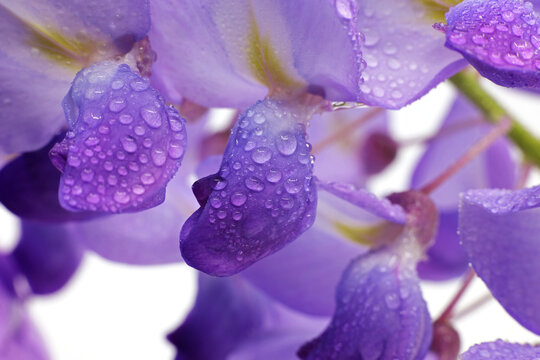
top-left (449, 70), bottom-right (540, 167)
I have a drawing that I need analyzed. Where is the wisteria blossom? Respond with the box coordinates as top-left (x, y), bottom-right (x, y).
top-left (2, 0), bottom-right (540, 358)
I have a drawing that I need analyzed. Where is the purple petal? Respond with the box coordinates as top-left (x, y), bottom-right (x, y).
top-left (317, 181), bottom-right (407, 224)
top-left (300, 248), bottom-right (432, 360)
top-left (180, 99), bottom-right (317, 276)
top-left (462, 340), bottom-right (540, 360)
top-left (12, 221), bottom-right (83, 295)
top-left (459, 185), bottom-right (540, 334)
top-left (445, 0), bottom-right (540, 88)
top-left (417, 211), bottom-right (468, 281)
top-left (49, 61), bottom-right (187, 213)
top-left (346, 0), bottom-right (467, 108)
top-left (168, 274), bottom-right (325, 360)
top-left (243, 225), bottom-right (363, 316)
top-left (0, 1), bottom-right (150, 153)
top-left (0, 136), bottom-right (99, 222)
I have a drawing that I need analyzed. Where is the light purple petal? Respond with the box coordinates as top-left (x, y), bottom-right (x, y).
top-left (459, 185), bottom-right (540, 334)
top-left (347, 0), bottom-right (467, 108)
top-left (417, 211), bottom-right (468, 281)
top-left (462, 340), bottom-right (540, 360)
top-left (0, 136), bottom-right (99, 222)
top-left (12, 221), bottom-right (83, 295)
top-left (168, 274), bottom-right (326, 360)
top-left (65, 176), bottom-right (195, 265)
top-left (300, 248), bottom-right (432, 360)
top-left (445, 0), bottom-right (540, 88)
top-left (243, 225), bottom-right (363, 316)
top-left (0, 1), bottom-right (150, 153)
top-left (317, 180), bottom-right (407, 224)
top-left (181, 99), bottom-right (317, 276)
top-left (49, 61), bottom-right (187, 213)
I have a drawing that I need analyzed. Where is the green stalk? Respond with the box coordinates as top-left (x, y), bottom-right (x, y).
top-left (449, 70), bottom-right (540, 167)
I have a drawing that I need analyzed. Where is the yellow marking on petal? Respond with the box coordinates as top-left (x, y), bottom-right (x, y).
top-left (418, 0), bottom-right (463, 23)
top-left (334, 221), bottom-right (404, 247)
top-left (246, 8), bottom-right (303, 94)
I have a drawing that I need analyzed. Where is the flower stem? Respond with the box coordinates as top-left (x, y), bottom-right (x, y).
top-left (449, 70), bottom-right (540, 167)
top-left (436, 269), bottom-right (476, 323)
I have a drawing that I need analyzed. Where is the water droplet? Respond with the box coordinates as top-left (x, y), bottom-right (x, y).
top-left (85, 136), bottom-right (100, 146)
top-left (168, 141), bottom-right (184, 159)
top-left (107, 174), bottom-right (118, 185)
top-left (68, 156), bottom-right (81, 167)
top-left (169, 118), bottom-right (184, 132)
top-left (244, 140), bottom-right (256, 151)
top-left (276, 133), bottom-right (297, 155)
top-left (279, 196), bottom-right (294, 209)
top-left (134, 125), bottom-right (146, 136)
top-left (117, 166), bottom-right (128, 176)
top-left (98, 125), bottom-right (110, 134)
top-left (139, 153), bottom-right (149, 164)
top-left (245, 176), bottom-right (264, 192)
top-left (151, 149), bottom-right (166, 166)
top-left (253, 113), bottom-right (266, 124)
top-left (385, 293), bottom-right (400, 309)
top-left (232, 211), bottom-right (243, 221)
top-left (387, 58), bottom-right (401, 70)
top-left (132, 184), bottom-right (145, 195)
top-left (109, 98), bottom-right (126, 112)
top-left (140, 173), bottom-right (155, 185)
top-left (232, 162), bottom-right (242, 170)
top-left (71, 185), bottom-right (82, 195)
top-left (86, 193), bottom-right (100, 204)
top-left (141, 106), bottom-right (162, 128)
top-left (251, 147), bottom-right (272, 164)
top-left (284, 178), bottom-right (302, 194)
top-left (335, 0), bottom-right (353, 19)
top-left (502, 10), bottom-right (515, 22)
top-left (210, 197), bottom-right (222, 208)
top-left (143, 138), bottom-right (153, 148)
top-left (236, 250), bottom-right (244, 262)
top-left (119, 114), bottom-right (133, 125)
top-left (121, 136), bottom-right (138, 153)
top-left (111, 80), bottom-right (124, 90)
top-left (113, 190), bottom-right (130, 204)
top-left (81, 168), bottom-right (94, 182)
top-left (266, 169), bottom-right (282, 183)
top-left (130, 80), bottom-right (149, 91)
top-left (383, 42), bottom-right (397, 55)
top-left (231, 192), bottom-right (247, 206)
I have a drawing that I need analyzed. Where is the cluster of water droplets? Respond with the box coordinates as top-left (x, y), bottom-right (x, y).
top-left (49, 62), bottom-right (186, 213)
top-left (335, 0), bottom-right (443, 108)
top-left (181, 98), bottom-right (316, 275)
top-left (446, 0), bottom-right (540, 70)
top-left (461, 185), bottom-right (540, 214)
top-left (463, 340), bottom-right (540, 359)
top-left (301, 249), bottom-right (429, 360)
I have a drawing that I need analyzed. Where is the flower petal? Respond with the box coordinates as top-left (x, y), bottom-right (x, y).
top-left (168, 274), bottom-right (326, 360)
top-left (180, 99), bottom-right (317, 276)
top-left (12, 221), bottom-right (83, 295)
top-left (348, 0), bottom-right (467, 108)
top-left (49, 61), bottom-right (187, 213)
top-left (300, 248), bottom-right (432, 360)
top-left (243, 226), bottom-right (362, 316)
top-left (462, 340), bottom-right (540, 360)
top-left (459, 185), bottom-right (540, 334)
top-left (445, 0), bottom-right (540, 88)
top-left (0, 136), bottom-right (99, 222)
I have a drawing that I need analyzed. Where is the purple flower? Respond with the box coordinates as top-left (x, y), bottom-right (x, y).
top-left (462, 340), bottom-right (540, 359)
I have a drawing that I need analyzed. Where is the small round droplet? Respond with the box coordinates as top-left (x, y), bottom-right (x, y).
top-left (151, 149), bottom-right (167, 166)
top-left (232, 211), bottom-right (243, 221)
top-left (111, 80), bottom-right (124, 90)
top-left (81, 168), bottom-right (94, 182)
top-left (86, 193), bottom-right (100, 204)
top-left (279, 196), bottom-right (294, 209)
top-left (109, 98), bottom-right (127, 112)
top-left (244, 141), bottom-right (256, 151)
top-left (130, 80), bottom-right (149, 91)
top-left (251, 147), bottom-right (272, 164)
top-left (141, 106), bottom-right (162, 128)
top-left (284, 178), bottom-right (302, 194)
top-left (210, 197), bottom-right (222, 209)
top-left (140, 172), bottom-right (155, 185)
top-left (85, 136), bottom-right (100, 146)
top-left (253, 113), bottom-right (266, 124)
top-left (132, 184), bottom-right (145, 195)
top-left (107, 174), bottom-right (118, 185)
top-left (276, 133), bottom-right (297, 156)
top-left (231, 192), bottom-right (247, 206)
top-left (121, 136), bottom-right (138, 153)
top-left (245, 176), bottom-right (264, 192)
top-left (266, 169), bottom-right (282, 183)
top-left (168, 141), bottom-right (184, 159)
top-left (119, 114), bottom-right (133, 125)
top-left (134, 125), bottom-right (146, 135)
top-left (113, 190), bottom-right (130, 204)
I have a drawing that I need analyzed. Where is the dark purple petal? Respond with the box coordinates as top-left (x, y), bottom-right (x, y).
top-left (345, 0), bottom-right (467, 108)
top-left (445, 0), bottom-right (540, 88)
top-left (462, 340), bottom-right (540, 360)
top-left (12, 221), bottom-right (83, 295)
top-left (300, 248), bottom-right (432, 360)
top-left (180, 99), bottom-right (317, 276)
top-left (49, 61), bottom-right (187, 213)
top-left (168, 274), bottom-right (325, 360)
top-left (0, 136), bottom-right (99, 222)
top-left (459, 185), bottom-right (540, 334)
top-left (243, 226), bottom-right (362, 316)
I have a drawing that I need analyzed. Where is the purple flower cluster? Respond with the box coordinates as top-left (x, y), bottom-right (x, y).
top-left (2, 0), bottom-right (540, 359)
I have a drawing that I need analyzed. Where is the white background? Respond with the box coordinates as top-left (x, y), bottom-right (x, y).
top-left (1, 80), bottom-right (540, 359)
